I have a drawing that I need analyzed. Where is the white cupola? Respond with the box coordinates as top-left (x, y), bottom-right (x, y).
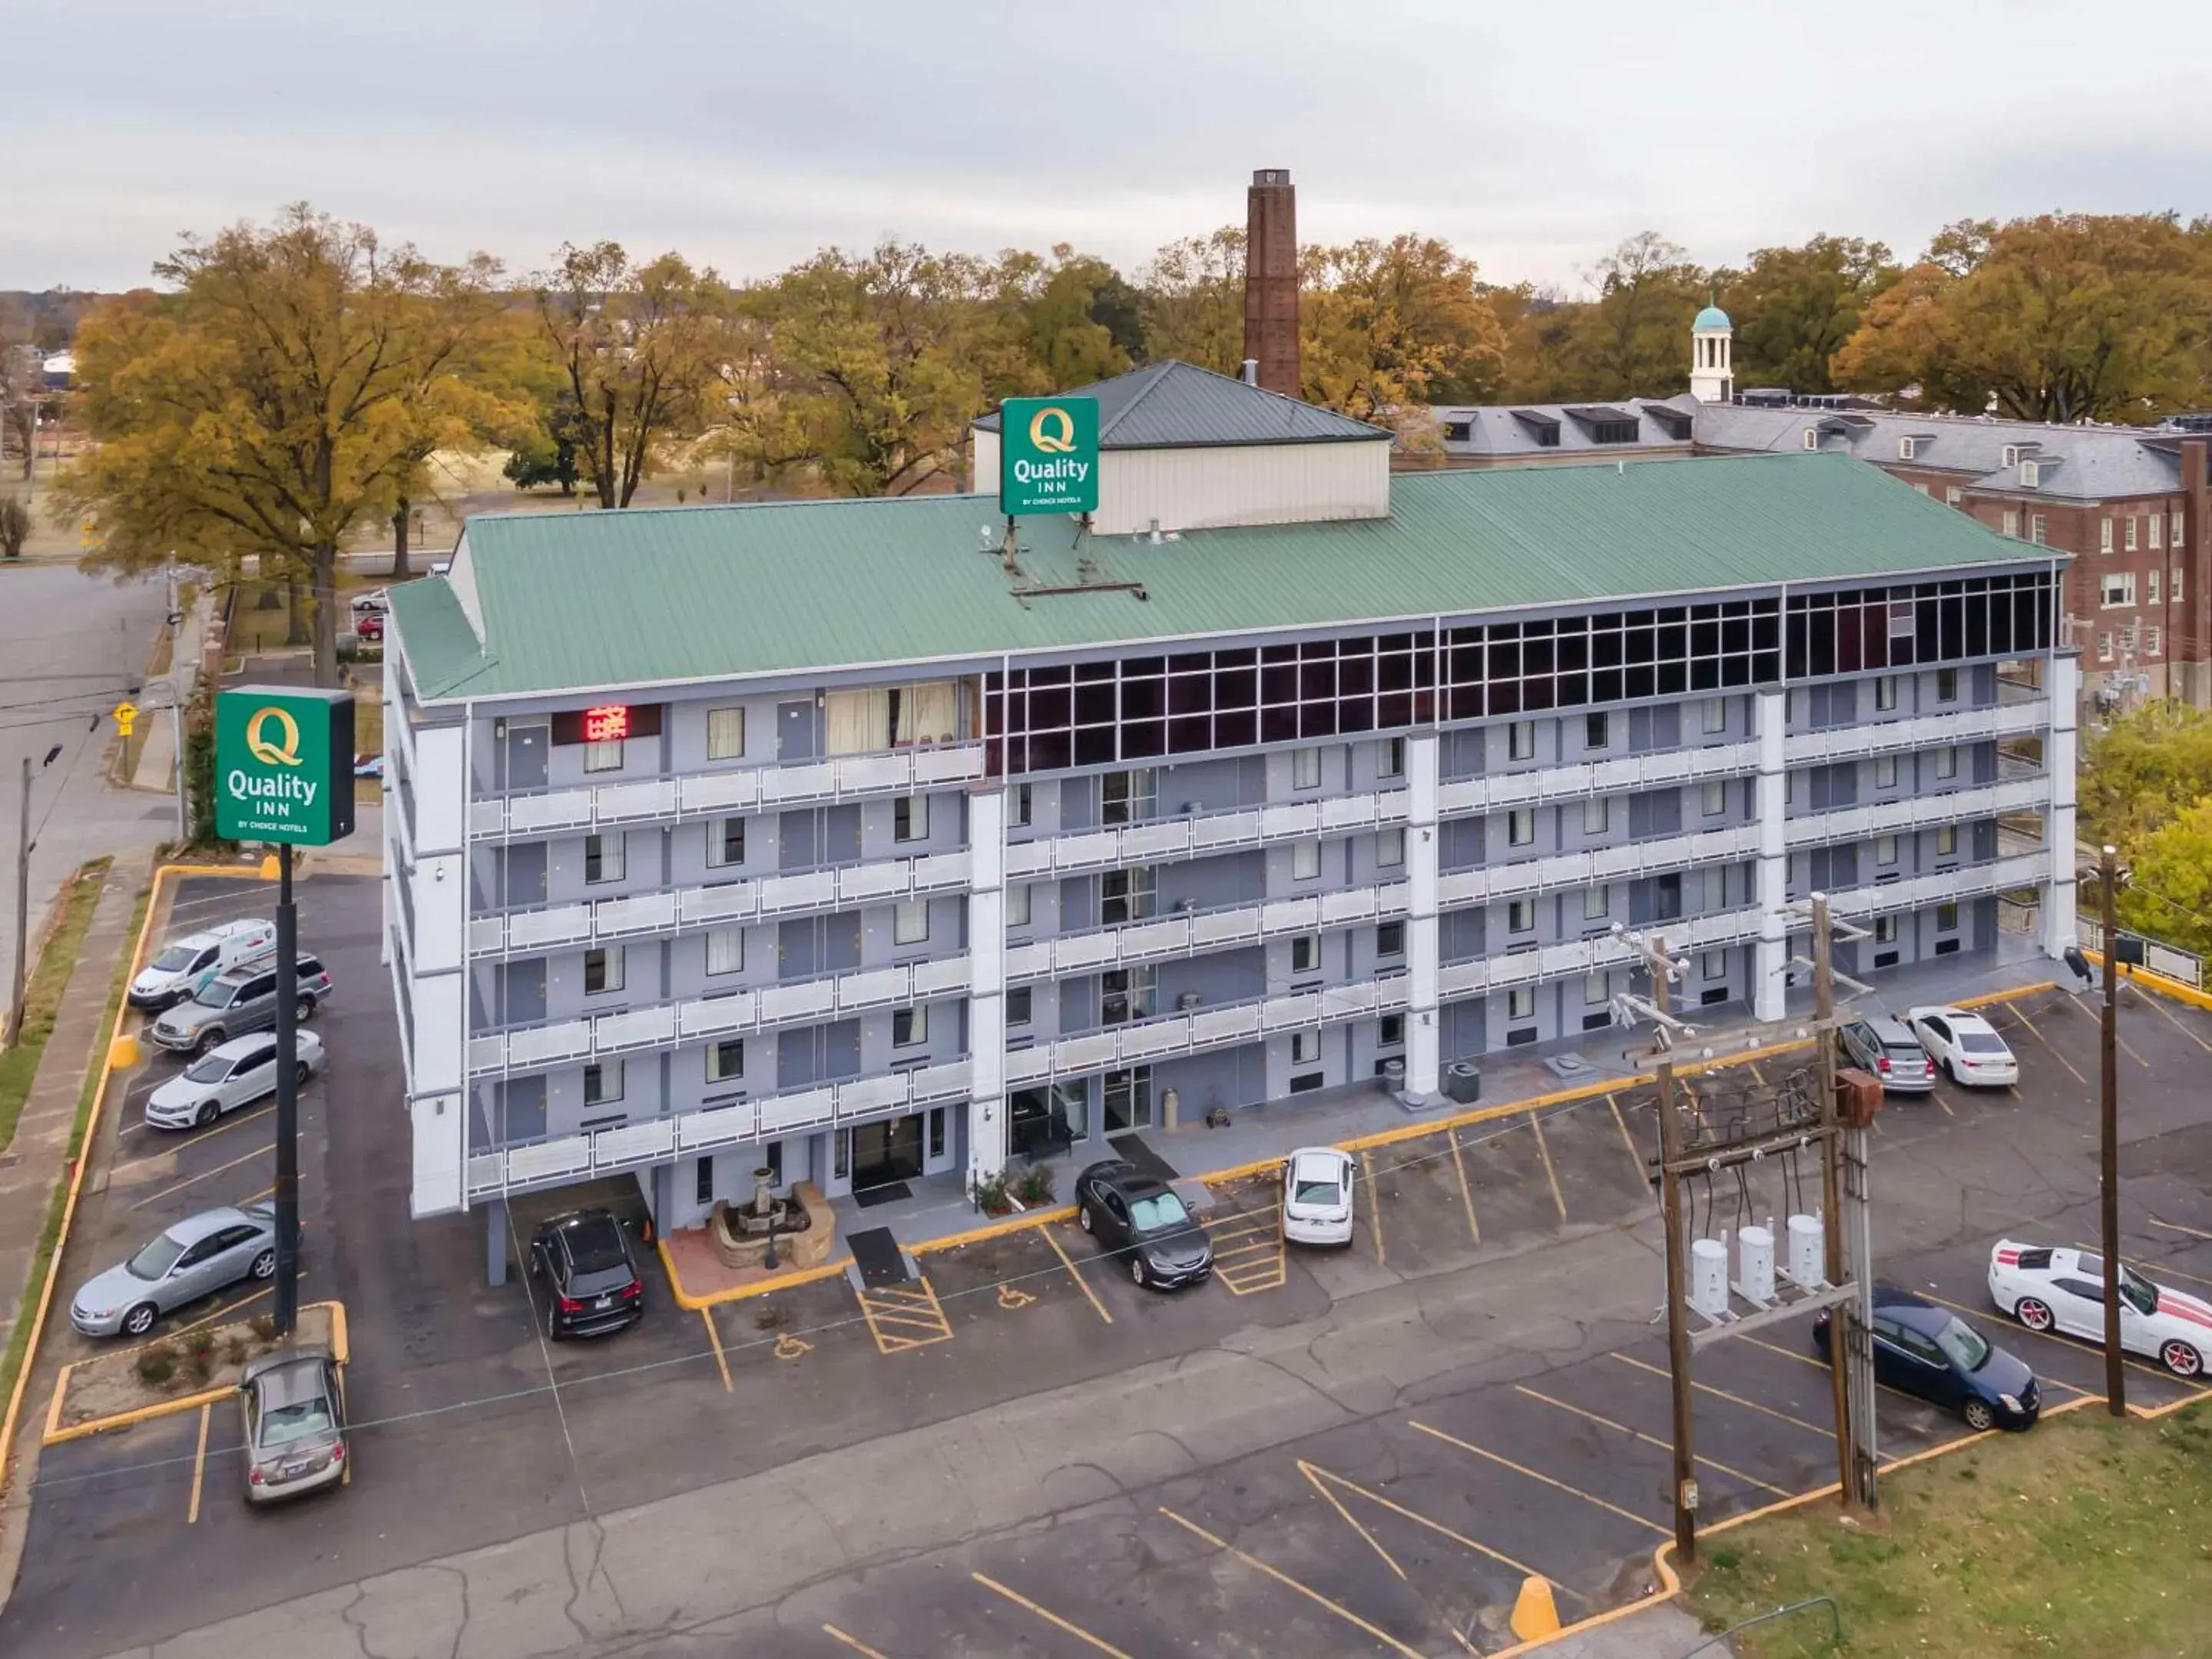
top-left (1690, 297), bottom-right (1734, 404)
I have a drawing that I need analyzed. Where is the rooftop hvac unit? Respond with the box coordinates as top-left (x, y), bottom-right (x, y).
top-left (1784, 1213), bottom-right (1826, 1290)
top-left (1734, 1224), bottom-right (1776, 1306)
top-left (1689, 1238), bottom-right (1730, 1320)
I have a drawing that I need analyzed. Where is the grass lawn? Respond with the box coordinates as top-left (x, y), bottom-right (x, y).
top-left (0, 882), bottom-right (148, 1438)
top-left (0, 859), bottom-right (113, 1150)
top-left (1687, 1401), bottom-right (2212, 1657)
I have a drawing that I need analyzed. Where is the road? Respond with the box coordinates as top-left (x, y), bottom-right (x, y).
top-left (4, 876), bottom-right (2207, 1659)
top-left (0, 561), bottom-right (173, 1001)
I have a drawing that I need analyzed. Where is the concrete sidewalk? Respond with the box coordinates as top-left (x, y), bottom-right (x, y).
top-left (0, 872), bottom-right (137, 1370)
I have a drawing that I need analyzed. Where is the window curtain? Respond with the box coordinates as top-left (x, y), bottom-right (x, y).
top-left (826, 689), bottom-right (889, 755)
top-left (897, 681), bottom-right (959, 745)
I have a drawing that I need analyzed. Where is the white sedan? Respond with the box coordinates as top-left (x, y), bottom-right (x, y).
top-left (145, 1030), bottom-right (325, 1130)
top-left (1987, 1240), bottom-right (2212, 1378)
top-left (1906, 1005), bottom-right (2018, 1087)
top-left (1281, 1147), bottom-right (1356, 1247)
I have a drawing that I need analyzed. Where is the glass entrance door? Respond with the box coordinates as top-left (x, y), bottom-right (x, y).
top-left (1102, 1066), bottom-right (1154, 1135)
top-left (851, 1114), bottom-right (924, 1191)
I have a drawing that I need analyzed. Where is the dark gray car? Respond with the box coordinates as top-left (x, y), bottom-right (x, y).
top-left (239, 1346), bottom-right (347, 1503)
top-left (1839, 1015), bottom-right (1936, 1094)
top-left (149, 954), bottom-right (333, 1056)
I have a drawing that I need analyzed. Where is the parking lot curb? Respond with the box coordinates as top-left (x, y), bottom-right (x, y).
top-left (40, 1297), bottom-right (349, 1447)
top-left (909, 1206), bottom-right (1080, 1256)
top-left (2083, 952), bottom-right (2212, 1013)
top-left (0, 863), bottom-right (276, 1507)
top-left (654, 1238), bottom-right (855, 1310)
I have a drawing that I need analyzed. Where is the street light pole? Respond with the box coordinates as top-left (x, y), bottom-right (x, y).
top-left (2098, 844), bottom-right (2125, 1417)
top-left (5, 755), bottom-right (28, 1049)
top-left (273, 842), bottom-right (301, 1334)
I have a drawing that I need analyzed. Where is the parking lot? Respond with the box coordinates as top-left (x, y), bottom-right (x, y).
top-left (5, 878), bottom-right (2210, 1657)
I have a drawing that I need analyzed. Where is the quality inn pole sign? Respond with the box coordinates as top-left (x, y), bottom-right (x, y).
top-left (999, 396), bottom-right (1100, 515)
top-left (215, 686), bottom-right (356, 846)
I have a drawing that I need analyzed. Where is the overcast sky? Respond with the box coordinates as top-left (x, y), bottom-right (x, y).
top-left (6, 1), bottom-right (2207, 296)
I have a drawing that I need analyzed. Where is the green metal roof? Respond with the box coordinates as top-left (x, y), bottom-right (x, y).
top-left (390, 452), bottom-right (2055, 704)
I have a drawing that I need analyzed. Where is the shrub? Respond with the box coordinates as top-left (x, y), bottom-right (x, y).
top-left (248, 1313), bottom-right (278, 1342)
top-left (1015, 1166), bottom-right (1055, 1206)
top-left (0, 495), bottom-right (29, 559)
top-left (224, 1335), bottom-right (248, 1365)
top-left (136, 1345), bottom-right (177, 1386)
top-left (973, 1171), bottom-right (1014, 1216)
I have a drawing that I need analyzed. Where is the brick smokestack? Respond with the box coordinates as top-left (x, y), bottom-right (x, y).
top-left (1243, 168), bottom-right (1300, 399)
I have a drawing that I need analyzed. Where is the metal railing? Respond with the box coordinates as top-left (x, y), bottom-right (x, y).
top-left (1005, 787), bottom-right (1410, 878)
top-left (1005, 882), bottom-right (1411, 983)
top-left (2079, 916), bottom-right (2203, 988)
top-left (1438, 741), bottom-right (1758, 816)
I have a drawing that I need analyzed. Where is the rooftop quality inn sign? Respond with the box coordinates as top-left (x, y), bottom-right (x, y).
top-left (998, 395), bottom-right (1099, 516)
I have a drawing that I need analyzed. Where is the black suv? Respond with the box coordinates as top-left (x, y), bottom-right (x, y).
top-left (528, 1210), bottom-right (644, 1337)
top-left (1074, 1160), bottom-right (1214, 1290)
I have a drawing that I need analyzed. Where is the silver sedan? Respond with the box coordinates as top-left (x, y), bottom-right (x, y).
top-left (69, 1204), bottom-right (283, 1338)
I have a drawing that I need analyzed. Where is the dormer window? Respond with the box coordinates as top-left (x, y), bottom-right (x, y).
top-left (1802, 428), bottom-right (1820, 451)
top-left (2020, 459), bottom-right (2041, 488)
top-left (1442, 421), bottom-right (1472, 442)
top-left (1897, 437), bottom-right (1916, 461)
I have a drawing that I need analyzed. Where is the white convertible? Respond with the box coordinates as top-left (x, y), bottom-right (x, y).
top-left (1986, 1240), bottom-right (2212, 1378)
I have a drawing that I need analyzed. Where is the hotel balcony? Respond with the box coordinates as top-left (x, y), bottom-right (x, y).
top-left (1005, 883), bottom-right (1411, 982)
top-left (1005, 789), bottom-right (1412, 877)
top-left (1436, 741), bottom-right (1759, 816)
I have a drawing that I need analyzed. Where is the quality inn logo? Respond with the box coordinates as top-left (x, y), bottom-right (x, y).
top-left (1028, 405), bottom-right (1078, 454)
top-left (247, 705), bottom-right (303, 767)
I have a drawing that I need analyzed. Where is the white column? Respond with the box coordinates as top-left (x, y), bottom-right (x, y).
top-left (966, 784), bottom-right (1008, 1188)
top-left (1405, 732), bottom-right (1441, 1096)
top-left (1753, 687), bottom-right (1789, 1021)
top-left (2041, 654), bottom-right (2081, 957)
top-left (407, 719), bottom-right (469, 1218)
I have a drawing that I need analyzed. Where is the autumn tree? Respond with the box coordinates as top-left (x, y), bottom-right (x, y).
top-left (1565, 232), bottom-right (1710, 398)
top-left (534, 243), bottom-right (731, 508)
top-left (1300, 236), bottom-right (1507, 432)
top-left (2079, 700), bottom-right (2212, 853)
top-left (1836, 214), bottom-right (2212, 421)
top-left (2115, 796), bottom-right (2212, 955)
top-left (1143, 227), bottom-right (1245, 373)
top-left (1720, 235), bottom-right (1898, 393)
top-left (729, 242), bottom-right (995, 498)
top-left (61, 205), bottom-right (508, 685)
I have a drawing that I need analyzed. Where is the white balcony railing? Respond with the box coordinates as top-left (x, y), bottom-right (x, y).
top-left (1786, 700), bottom-right (2048, 764)
top-left (1004, 882), bottom-right (1410, 983)
top-left (466, 955), bottom-right (972, 1079)
top-left (1784, 774), bottom-right (2051, 851)
top-left (469, 851), bottom-right (971, 959)
top-left (463, 1061), bottom-right (975, 1200)
top-left (1437, 743), bottom-right (1757, 817)
top-left (1825, 853), bottom-right (2049, 921)
top-left (1002, 976), bottom-right (1412, 1088)
top-left (469, 743), bottom-right (988, 841)
top-left (1436, 907), bottom-right (1767, 999)
top-left (1436, 825), bottom-right (1761, 909)
top-left (1005, 789), bottom-right (1411, 880)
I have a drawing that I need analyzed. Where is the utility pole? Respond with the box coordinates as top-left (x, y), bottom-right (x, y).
top-left (5, 755), bottom-right (28, 1049)
top-left (2098, 845), bottom-right (2125, 1416)
top-left (1651, 941), bottom-right (1697, 1564)
top-left (166, 561), bottom-right (187, 844)
top-left (1810, 894), bottom-right (1855, 1502)
top-left (273, 840), bottom-right (300, 1335)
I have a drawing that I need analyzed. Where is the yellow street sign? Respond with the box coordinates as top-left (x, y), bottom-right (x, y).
top-left (113, 700), bottom-right (138, 736)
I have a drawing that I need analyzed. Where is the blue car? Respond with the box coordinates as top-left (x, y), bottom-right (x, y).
top-left (1815, 1283), bottom-right (2040, 1431)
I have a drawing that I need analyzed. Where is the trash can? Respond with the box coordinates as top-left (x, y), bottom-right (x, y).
top-left (1445, 1061), bottom-right (1482, 1104)
top-left (1382, 1058), bottom-right (1406, 1089)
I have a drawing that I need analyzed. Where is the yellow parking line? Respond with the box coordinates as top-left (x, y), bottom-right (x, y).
top-left (2127, 986), bottom-right (2212, 1054)
top-left (1513, 1386), bottom-right (1790, 1498)
top-left (1609, 1353), bottom-right (1867, 1451)
top-left (1042, 1224), bottom-right (1112, 1324)
top-left (127, 1142), bottom-right (271, 1210)
top-left (700, 1308), bottom-right (731, 1392)
top-left (1606, 1094), bottom-right (1647, 1194)
top-left (1298, 1458), bottom-right (1578, 1598)
top-left (854, 1279), bottom-right (953, 1355)
top-left (2005, 1007), bottom-right (2085, 1085)
top-left (1300, 1459), bottom-right (1408, 1580)
top-left (113, 1100), bottom-right (278, 1167)
top-left (1529, 1116), bottom-right (1568, 1224)
top-left (973, 1573), bottom-right (1133, 1657)
top-left (1409, 1419), bottom-right (1670, 1536)
top-left (2150, 1215), bottom-right (2212, 1243)
top-left (1158, 1508), bottom-right (1428, 1659)
top-left (187, 1401), bottom-right (210, 1523)
top-left (1359, 1151), bottom-right (1386, 1266)
top-left (173, 1283), bottom-right (275, 1340)
top-left (822, 1625), bottom-right (889, 1658)
top-left (1449, 1130), bottom-right (1481, 1245)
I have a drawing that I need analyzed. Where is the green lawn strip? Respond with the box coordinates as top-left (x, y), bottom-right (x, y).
top-left (0, 882), bottom-right (150, 1436)
top-left (0, 859), bottom-right (114, 1148)
top-left (1687, 1402), bottom-right (2212, 1657)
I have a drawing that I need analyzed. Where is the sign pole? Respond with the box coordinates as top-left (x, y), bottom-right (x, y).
top-left (273, 841), bottom-right (300, 1335)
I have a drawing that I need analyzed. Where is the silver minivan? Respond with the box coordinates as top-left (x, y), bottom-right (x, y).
top-left (150, 954), bottom-right (333, 1056)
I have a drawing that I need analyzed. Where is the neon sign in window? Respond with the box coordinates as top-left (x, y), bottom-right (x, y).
top-left (582, 705), bottom-right (631, 743)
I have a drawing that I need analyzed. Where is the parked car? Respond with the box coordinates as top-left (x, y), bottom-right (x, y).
top-left (1074, 1160), bottom-right (1214, 1290)
top-left (70, 1203), bottom-right (286, 1338)
top-left (1988, 1240), bottom-right (2210, 1378)
top-left (150, 953), bottom-right (333, 1056)
top-left (353, 753), bottom-right (385, 780)
top-left (127, 919), bottom-right (276, 1011)
top-left (349, 588), bottom-right (389, 614)
top-left (528, 1210), bottom-right (645, 1338)
top-left (239, 1346), bottom-right (347, 1504)
top-left (144, 1030), bottom-right (324, 1130)
top-left (1906, 1005), bottom-right (2019, 1087)
top-left (1814, 1283), bottom-right (2040, 1430)
top-left (353, 610), bottom-right (384, 641)
top-left (1281, 1147), bottom-right (1356, 1247)
top-left (1838, 1015), bottom-right (1936, 1094)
